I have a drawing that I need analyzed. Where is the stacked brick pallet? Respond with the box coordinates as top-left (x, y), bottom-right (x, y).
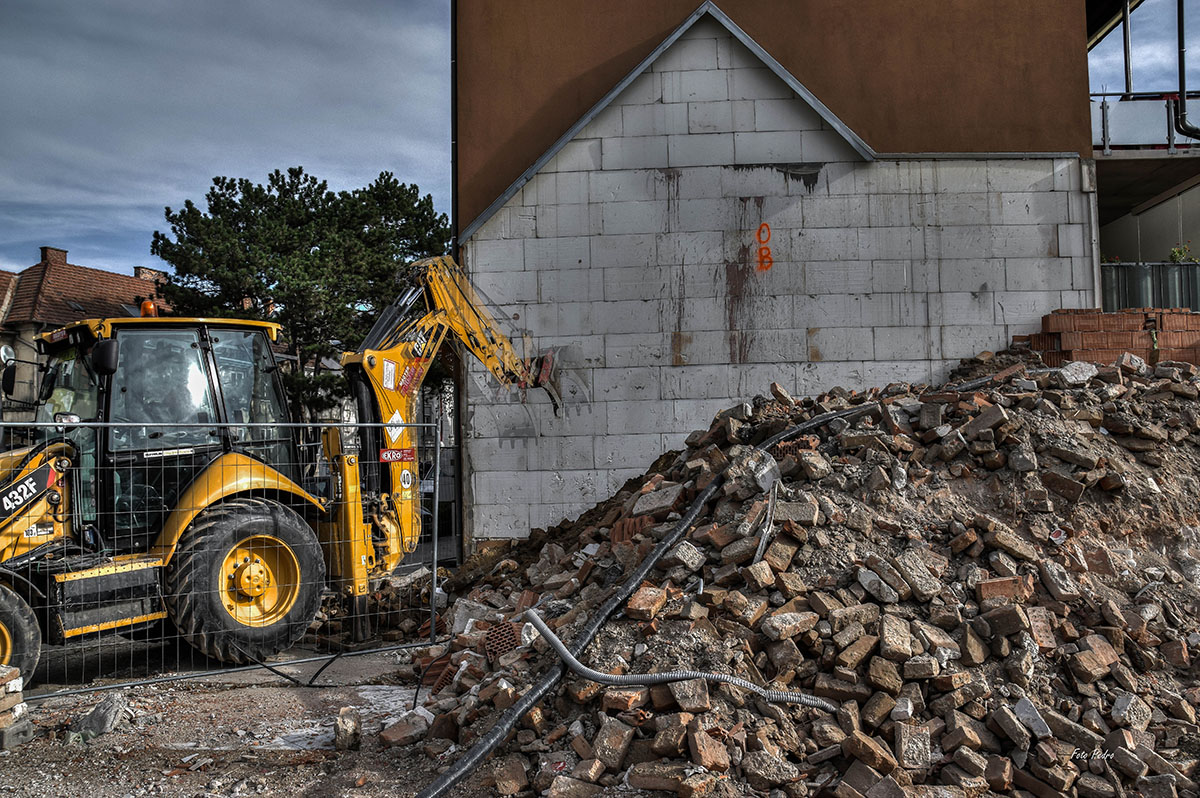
top-left (1019, 308), bottom-right (1200, 368)
top-left (0, 665), bottom-right (31, 750)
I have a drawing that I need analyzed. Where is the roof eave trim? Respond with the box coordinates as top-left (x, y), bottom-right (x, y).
top-left (459, 0), bottom-right (876, 244)
top-left (1087, 0), bottom-right (1147, 51)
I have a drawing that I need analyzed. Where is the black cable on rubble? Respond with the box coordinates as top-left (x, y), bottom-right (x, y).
top-left (415, 404), bottom-right (875, 798)
top-left (524, 609), bottom-right (837, 712)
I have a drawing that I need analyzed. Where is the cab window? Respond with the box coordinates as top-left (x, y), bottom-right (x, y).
top-left (211, 330), bottom-right (293, 474)
top-left (109, 329), bottom-right (218, 452)
top-left (35, 347), bottom-right (99, 425)
top-left (35, 346), bottom-right (100, 523)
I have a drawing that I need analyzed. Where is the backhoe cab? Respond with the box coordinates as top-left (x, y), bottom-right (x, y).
top-left (0, 255), bottom-right (557, 680)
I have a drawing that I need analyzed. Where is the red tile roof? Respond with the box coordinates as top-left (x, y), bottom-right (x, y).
top-left (0, 271), bottom-right (17, 315)
top-left (2, 250), bottom-right (162, 330)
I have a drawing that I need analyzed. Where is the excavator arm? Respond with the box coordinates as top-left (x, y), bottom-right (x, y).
top-left (349, 255), bottom-right (560, 401)
top-left (325, 256), bottom-right (558, 595)
top-left (393, 256), bottom-right (552, 393)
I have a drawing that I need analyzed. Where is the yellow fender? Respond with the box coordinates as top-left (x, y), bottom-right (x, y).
top-left (152, 452), bottom-right (325, 564)
top-left (0, 442), bottom-right (75, 564)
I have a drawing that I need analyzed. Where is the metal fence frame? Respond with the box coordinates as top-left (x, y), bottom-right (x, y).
top-left (1101, 261), bottom-right (1200, 311)
top-left (0, 417), bottom-right (449, 699)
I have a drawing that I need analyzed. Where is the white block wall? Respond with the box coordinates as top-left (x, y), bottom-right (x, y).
top-left (460, 17), bottom-right (1098, 540)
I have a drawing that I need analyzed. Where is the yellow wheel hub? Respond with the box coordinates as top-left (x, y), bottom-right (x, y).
top-left (236, 561), bottom-right (270, 597)
top-left (220, 535), bottom-right (301, 628)
top-left (0, 620), bottom-right (10, 667)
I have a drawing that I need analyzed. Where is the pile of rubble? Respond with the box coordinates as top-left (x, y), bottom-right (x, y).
top-left (1, 664), bottom-right (32, 751)
top-left (307, 565), bottom-right (444, 650)
top-left (392, 351), bottom-right (1200, 798)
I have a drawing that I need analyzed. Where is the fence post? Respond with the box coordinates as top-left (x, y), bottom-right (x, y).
top-left (429, 409), bottom-right (442, 643)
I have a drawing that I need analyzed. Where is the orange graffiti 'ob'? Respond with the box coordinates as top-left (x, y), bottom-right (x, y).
top-left (756, 223), bottom-right (773, 272)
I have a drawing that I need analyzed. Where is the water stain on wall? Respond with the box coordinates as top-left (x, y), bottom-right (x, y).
top-left (725, 195), bottom-right (765, 364)
top-left (730, 162), bottom-right (824, 193)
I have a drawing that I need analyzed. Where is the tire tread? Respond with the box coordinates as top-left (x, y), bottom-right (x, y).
top-left (164, 498), bottom-right (322, 665)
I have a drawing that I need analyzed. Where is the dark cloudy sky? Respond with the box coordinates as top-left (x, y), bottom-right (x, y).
top-left (0, 0), bottom-right (449, 275)
top-left (0, 1), bottom-right (1191, 276)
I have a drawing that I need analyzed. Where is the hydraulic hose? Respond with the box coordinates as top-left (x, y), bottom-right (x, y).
top-left (523, 609), bottom-right (837, 712)
top-left (415, 403), bottom-right (870, 798)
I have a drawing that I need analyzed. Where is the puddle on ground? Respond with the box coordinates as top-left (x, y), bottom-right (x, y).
top-left (258, 685), bottom-right (418, 751)
top-left (161, 685), bottom-right (419, 752)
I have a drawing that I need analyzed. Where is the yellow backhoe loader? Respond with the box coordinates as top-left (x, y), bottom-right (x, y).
top-left (0, 255), bottom-right (556, 679)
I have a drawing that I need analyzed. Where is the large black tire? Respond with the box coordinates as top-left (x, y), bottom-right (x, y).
top-left (0, 582), bottom-right (40, 680)
top-left (164, 498), bottom-right (324, 664)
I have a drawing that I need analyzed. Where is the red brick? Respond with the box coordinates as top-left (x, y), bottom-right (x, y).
top-left (976, 577), bottom-right (1025, 602)
top-left (626, 586), bottom-right (667, 620)
top-left (1042, 313), bottom-right (1073, 333)
top-left (1161, 639), bottom-right (1191, 668)
top-left (688, 726), bottom-right (730, 772)
top-left (841, 730), bottom-right (898, 773)
top-left (1069, 650), bottom-right (1110, 683)
top-left (693, 522), bottom-right (737, 547)
top-left (601, 687), bottom-right (649, 712)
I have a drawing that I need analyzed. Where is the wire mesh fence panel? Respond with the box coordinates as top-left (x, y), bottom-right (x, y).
top-left (0, 420), bottom-right (446, 698)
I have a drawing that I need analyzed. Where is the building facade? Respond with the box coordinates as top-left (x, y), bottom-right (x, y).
top-left (453, 1), bottom-right (1106, 543)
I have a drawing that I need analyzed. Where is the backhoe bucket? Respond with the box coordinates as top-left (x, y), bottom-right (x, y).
top-left (526, 349), bottom-right (562, 414)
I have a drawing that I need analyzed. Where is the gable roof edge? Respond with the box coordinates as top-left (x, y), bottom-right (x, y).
top-left (459, 0), bottom-right (876, 244)
top-left (706, 3), bottom-right (875, 162)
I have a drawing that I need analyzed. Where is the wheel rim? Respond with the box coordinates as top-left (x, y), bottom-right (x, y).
top-left (0, 619), bottom-right (10, 666)
top-left (219, 535), bottom-right (301, 628)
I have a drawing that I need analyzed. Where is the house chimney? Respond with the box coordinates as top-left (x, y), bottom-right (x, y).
top-left (40, 246), bottom-right (67, 266)
top-left (134, 266), bottom-right (165, 282)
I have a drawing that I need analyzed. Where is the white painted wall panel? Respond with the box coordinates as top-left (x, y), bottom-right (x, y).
top-left (459, 19), bottom-right (1097, 543)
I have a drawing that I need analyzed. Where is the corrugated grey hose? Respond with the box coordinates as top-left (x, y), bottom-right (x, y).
top-left (523, 609), bottom-right (838, 712)
top-left (415, 403), bottom-right (876, 798)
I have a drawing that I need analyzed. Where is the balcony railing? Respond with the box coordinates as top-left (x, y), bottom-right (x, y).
top-left (1091, 92), bottom-right (1200, 153)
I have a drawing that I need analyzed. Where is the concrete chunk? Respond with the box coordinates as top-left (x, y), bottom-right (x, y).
top-left (858, 568), bottom-right (900, 603)
top-left (630, 483), bottom-right (683, 518)
top-left (878, 615), bottom-right (913, 661)
top-left (1039, 559), bottom-right (1082, 602)
top-left (893, 722), bottom-right (931, 769)
top-left (1013, 697), bottom-right (1053, 740)
top-left (892, 550), bottom-right (942, 601)
top-left (760, 611), bottom-right (818, 641)
top-left (1110, 692), bottom-right (1152, 732)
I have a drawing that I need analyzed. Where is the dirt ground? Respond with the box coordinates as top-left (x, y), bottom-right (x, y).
top-left (3, 645), bottom-right (487, 798)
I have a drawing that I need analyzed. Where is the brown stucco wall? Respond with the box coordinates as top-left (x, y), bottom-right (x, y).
top-left (454, 0), bottom-right (1091, 235)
